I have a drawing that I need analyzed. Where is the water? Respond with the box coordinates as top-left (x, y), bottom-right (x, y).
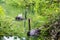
top-left (2, 36), bottom-right (21, 40)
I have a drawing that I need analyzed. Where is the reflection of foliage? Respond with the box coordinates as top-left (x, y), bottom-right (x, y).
top-left (41, 13), bottom-right (60, 40)
top-left (0, 14), bottom-right (25, 37)
top-left (0, 0), bottom-right (60, 40)
top-left (0, 6), bottom-right (25, 37)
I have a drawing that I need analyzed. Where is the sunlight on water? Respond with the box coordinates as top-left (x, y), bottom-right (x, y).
top-left (2, 36), bottom-right (20, 40)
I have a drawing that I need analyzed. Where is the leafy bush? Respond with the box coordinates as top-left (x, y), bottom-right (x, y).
top-left (0, 0), bottom-right (60, 40)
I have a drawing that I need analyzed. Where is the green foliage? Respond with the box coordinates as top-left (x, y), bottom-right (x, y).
top-left (0, 0), bottom-right (60, 40)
